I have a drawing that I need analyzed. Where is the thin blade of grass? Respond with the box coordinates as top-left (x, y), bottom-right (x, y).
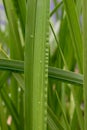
top-left (62, 1), bottom-right (84, 129)
top-left (47, 106), bottom-right (64, 130)
top-left (82, 0), bottom-right (87, 129)
top-left (63, 0), bottom-right (83, 72)
top-left (12, 0), bottom-right (26, 37)
top-left (0, 97), bottom-right (8, 130)
top-left (2, 0), bottom-right (24, 60)
top-left (0, 48), bottom-right (24, 91)
top-left (25, 0), bottom-right (37, 129)
top-left (50, 1), bottom-right (63, 17)
top-left (55, 89), bottom-right (71, 130)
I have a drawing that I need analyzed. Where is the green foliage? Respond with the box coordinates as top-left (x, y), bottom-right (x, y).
top-left (0, 0), bottom-right (86, 130)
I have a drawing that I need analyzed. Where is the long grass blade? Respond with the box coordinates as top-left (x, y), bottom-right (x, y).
top-left (63, 0), bottom-right (83, 72)
top-left (25, 0), bottom-right (50, 130)
top-left (82, 0), bottom-right (87, 129)
top-left (0, 59), bottom-right (83, 86)
top-left (25, 0), bottom-right (37, 129)
top-left (55, 90), bottom-right (71, 130)
top-left (49, 67), bottom-right (83, 86)
top-left (50, 1), bottom-right (63, 17)
top-left (12, 0), bottom-right (26, 36)
top-left (2, 0), bottom-right (24, 60)
top-left (0, 59), bottom-right (23, 72)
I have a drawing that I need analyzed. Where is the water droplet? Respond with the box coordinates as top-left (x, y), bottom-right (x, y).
top-left (38, 101), bottom-right (41, 105)
top-left (44, 110), bottom-right (47, 116)
top-left (44, 87), bottom-right (47, 93)
top-left (44, 117), bottom-right (47, 123)
top-left (45, 57), bottom-right (49, 60)
top-left (40, 60), bottom-right (42, 63)
top-left (45, 49), bottom-right (48, 52)
top-left (45, 80), bottom-right (48, 85)
top-left (45, 52), bottom-right (48, 55)
top-left (45, 74), bottom-right (48, 78)
top-left (44, 94), bottom-right (47, 99)
top-left (8, 93), bottom-right (11, 98)
top-left (30, 35), bottom-right (34, 38)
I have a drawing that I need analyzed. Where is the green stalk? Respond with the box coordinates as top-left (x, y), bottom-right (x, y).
top-left (25, 0), bottom-right (50, 130)
top-left (82, 0), bottom-right (87, 129)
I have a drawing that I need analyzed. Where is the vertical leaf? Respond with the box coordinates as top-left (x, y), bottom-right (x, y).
top-left (82, 0), bottom-right (87, 129)
top-left (12, 0), bottom-right (26, 36)
top-left (63, 0), bottom-right (83, 72)
top-left (63, 1), bottom-right (84, 129)
top-left (25, 0), bottom-right (37, 129)
top-left (2, 0), bottom-right (24, 60)
top-left (25, 0), bottom-right (50, 130)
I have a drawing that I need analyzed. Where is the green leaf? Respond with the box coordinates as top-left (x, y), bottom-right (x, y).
top-left (49, 67), bottom-right (83, 86)
top-left (50, 1), bottom-right (63, 17)
top-left (47, 106), bottom-right (64, 130)
top-left (0, 59), bottom-right (83, 86)
top-left (82, 0), bottom-right (87, 129)
top-left (2, 0), bottom-right (24, 60)
top-left (25, 0), bottom-right (50, 130)
top-left (12, 0), bottom-right (26, 36)
top-left (63, 0), bottom-right (83, 72)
